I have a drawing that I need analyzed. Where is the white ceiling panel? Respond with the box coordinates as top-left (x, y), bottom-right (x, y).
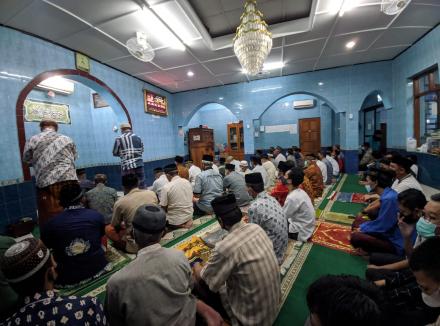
top-left (175, 76), bottom-right (222, 92)
top-left (221, 0), bottom-right (247, 12)
top-left (316, 52), bottom-right (366, 70)
top-left (189, 41), bottom-right (235, 62)
top-left (203, 57), bottom-right (242, 75)
top-left (283, 39), bottom-right (326, 63)
top-left (142, 71), bottom-right (177, 85)
top-left (217, 72), bottom-right (248, 84)
top-left (152, 48), bottom-right (198, 69)
top-left (0, 0), bottom-right (33, 24)
top-left (392, 3), bottom-right (440, 27)
top-left (164, 64), bottom-right (214, 82)
top-left (322, 30), bottom-right (381, 56)
top-left (284, 14), bottom-right (333, 45)
top-left (190, 0), bottom-right (223, 17)
top-left (51, 0), bottom-right (140, 25)
top-left (283, 59), bottom-right (317, 75)
top-left (58, 28), bottom-right (128, 62)
top-left (106, 56), bottom-right (158, 75)
top-left (372, 27), bottom-right (431, 49)
top-left (361, 45), bottom-right (408, 62)
top-left (333, 5), bottom-right (393, 36)
top-left (7, 1), bottom-right (90, 41)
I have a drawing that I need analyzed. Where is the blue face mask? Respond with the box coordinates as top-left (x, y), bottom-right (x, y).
top-left (416, 218), bottom-right (437, 238)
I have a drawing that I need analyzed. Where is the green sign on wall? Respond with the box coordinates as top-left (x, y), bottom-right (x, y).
top-left (24, 99), bottom-right (71, 124)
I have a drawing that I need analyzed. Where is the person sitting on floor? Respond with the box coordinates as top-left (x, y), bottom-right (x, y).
top-left (160, 164), bottom-right (194, 229)
top-left (105, 205), bottom-right (222, 326)
top-left (0, 235), bottom-right (18, 320)
top-left (175, 155), bottom-right (189, 180)
top-left (317, 152), bottom-right (333, 185)
top-left (238, 160), bottom-right (251, 176)
top-left (293, 147), bottom-right (305, 168)
top-left (246, 172), bottom-right (288, 264)
top-left (305, 275), bottom-right (384, 326)
top-left (192, 194), bottom-right (280, 326)
top-left (85, 174), bottom-right (118, 224)
top-left (390, 155), bottom-right (423, 193)
top-left (1, 238), bottom-right (107, 325)
top-left (105, 174), bottom-right (158, 253)
top-left (286, 148), bottom-right (296, 164)
top-left (304, 154), bottom-right (324, 198)
top-left (186, 160), bottom-right (202, 189)
top-left (407, 155), bottom-right (418, 179)
top-left (223, 163), bottom-right (251, 207)
top-left (77, 168), bottom-right (95, 191)
top-left (350, 168), bottom-right (413, 257)
top-left (148, 167), bottom-right (169, 199)
top-left (226, 155), bottom-right (241, 172)
top-left (270, 160), bottom-right (294, 206)
top-left (273, 146), bottom-right (287, 168)
top-left (315, 152), bottom-right (328, 186)
top-left (250, 155), bottom-right (269, 189)
top-left (193, 154), bottom-right (223, 216)
top-left (326, 150), bottom-right (340, 177)
top-left (217, 157), bottom-right (226, 177)
top-left (284, 167), bottom-right (316, 242)
top-left (366, 191), bottom-right (438, 280)
top-left (41, 182), bottom-right (109, 287)
top-left (359, 142), bottom-right (374, 171)
top-left (261, 153), bottom-right (278, 188)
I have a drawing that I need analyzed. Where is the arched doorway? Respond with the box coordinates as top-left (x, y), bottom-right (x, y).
top-left (16, 69), bottom-right (131, 180)
top-left (359, 90), bottom-right (387, 154)
top-left (254, 92), bottom-right (341, 154)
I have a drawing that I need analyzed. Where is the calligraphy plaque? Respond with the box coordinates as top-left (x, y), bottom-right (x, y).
top-left (24, 99), bottom-right (71, 124)
top-left (144, 90), bottom-right (168, 116)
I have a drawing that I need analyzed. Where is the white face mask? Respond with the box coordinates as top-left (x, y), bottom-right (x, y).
top-left (422, 288), bottom-right (440, 307)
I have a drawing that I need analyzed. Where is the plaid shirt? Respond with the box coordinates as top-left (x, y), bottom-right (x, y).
top-left (23, 130), bottom-right (78, 188)
top-left (112, 131), bottom-right (144, 171)
top-left (201, 222), bottom-right (280, 326)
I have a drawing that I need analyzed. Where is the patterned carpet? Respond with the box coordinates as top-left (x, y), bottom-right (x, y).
top-left (311, 221), bottom-right (356, 255)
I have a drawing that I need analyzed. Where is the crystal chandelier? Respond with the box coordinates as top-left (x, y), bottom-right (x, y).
top-left (233, 0), bottom-right (272, 75)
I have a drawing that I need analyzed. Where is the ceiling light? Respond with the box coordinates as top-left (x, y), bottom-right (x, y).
top-left (250, 86), bottom-right (282, 93)
top-left (218, 97), bottom-right (224, 100)
top-left (318, 82), bottom-right (324, 86)
top-left (187, 71), bottom-right (194, 77)
top-left (37, 76), bottom-right (75, 95)
top-left (263, 62), bottom-right (284, 71)
top-left (345, 41), bottom-right (356, 49)
top-left (141, 7), bottom-right (185, 51)
top-left (234, 0), bottom-right (272, 76)
top-left (339, 0), bottom-right (359, 17)
top-left (377, 94), bottom-right (382, 102)
top-left (284, 102), bottom-right (290, 107)
top-left (329, 0), bottom-right (344, 14)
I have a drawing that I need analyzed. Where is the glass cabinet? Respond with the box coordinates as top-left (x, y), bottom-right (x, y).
top-left (227, 121), bottom-right (244, 160)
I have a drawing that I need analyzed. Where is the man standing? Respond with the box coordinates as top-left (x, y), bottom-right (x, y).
top-left (23, 119), bottom-right (78, 225)
top-left (113, 122), bottom-right (145, 188)
top-left (105, 174), bottom-right (157, 253)
top-left (160, 164), bottom-right (194, 229)
top-left (149, 167), bottom-right (169, 199)
top-left (246, 172), bottom-right (288, 264)
top-left (175, 155), bottom-right (190, 180)
top-left (273, 146), bottom-right (287, 168)
top-left (105, 205), bottom-right (222, 326)
top-left (261, 154), bottom-right (277, 189)
top-left (193, 155), bottom-right (223, 216)
top-left (223, 163), bottom-right (251, 207)
top-left (193, 194), bottom-right (280, 326)
top-left (85, 174), bottom-right (118, 224)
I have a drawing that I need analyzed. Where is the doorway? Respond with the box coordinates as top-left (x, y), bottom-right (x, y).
top-left (299, 118), bottom-right (321, 155)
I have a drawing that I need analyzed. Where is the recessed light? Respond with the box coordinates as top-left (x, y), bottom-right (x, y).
top-left (345, 41), bottom-right (356, 49)
top-left (284, 102), bottom-right (289, 107)
top-left (218, 97), bottom-right (224, 100)
top-left (318, 82), bottom-right (324, 86)
top-left (187, 71), bottom-right (194, 77)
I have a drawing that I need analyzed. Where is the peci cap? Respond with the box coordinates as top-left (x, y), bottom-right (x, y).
top-left (245, 172), bottom-right (263, 185)
top-left (120, 122), bottom-right (131, 130)
top-left (239, 160), bottom-right (248, 166)
top-left (225, 163), bottom-right (235, 171)
top-left (202, 154), bottom-right (213, 162)
top-left (132, 205), bottom-right (167, 233)
top-left (211, 193), bottom-right (238, 218)
top-left (1, 238), bottom-right (51, 283)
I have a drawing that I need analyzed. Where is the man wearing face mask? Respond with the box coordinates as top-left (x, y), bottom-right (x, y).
top-left (270, 161), bottom-right (294, 206)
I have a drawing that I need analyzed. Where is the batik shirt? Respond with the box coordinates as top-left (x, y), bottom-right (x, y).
top-left (2, 290), bottom-right (107, 325)
top-left (23, 130), bottom-right (78, 188)
top-left (85, 184), bottom-right (118, 224)
top-left (248, 191), bottom-right (288, 264)
top-left (112, 131), bottom-right (144, 171)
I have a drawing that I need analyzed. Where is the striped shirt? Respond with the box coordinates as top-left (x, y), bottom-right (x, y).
top-left (201, 222), bottom-right (280, 326)
top-left (113, 131), bottom-right (144, 171)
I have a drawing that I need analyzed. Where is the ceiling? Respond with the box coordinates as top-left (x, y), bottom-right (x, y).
top-left (0, 0), bottom-right (439, 93)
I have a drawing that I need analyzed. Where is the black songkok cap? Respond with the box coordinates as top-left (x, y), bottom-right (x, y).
top-left (245, 172), bottom-right (263, 185)
top-left (391, 155), bottom-right (413, 172)
top-left (202, 154), bottom-right (213, 162)
top-left (225, 163), bottom-right (235, 171)
top-left (211, 193), bottom-right (238, 217)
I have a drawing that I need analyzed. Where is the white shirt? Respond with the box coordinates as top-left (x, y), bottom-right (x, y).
top-left (231, 159), bottom-right (241, 172)
top-left (262, 160), bottom-right (277, 188)
top-left (283, 188), bottom-right (316, 242)
top-left (326, 155), bottom-right (339, 176)
top-left (148, 174), bottom-right (169, 198)
top-left (411, 164), bottom-right (418, 178)
top-left (274, 153), bottom-right (287, 168)
top-left (189, 165), bottom-right (202, 188)
top-left (391, 174), bottom-right (423, 194)
top-left (238, 168), bottom-right (251, 177)
top-left (251, 164), bottom-right (269, 189)
top-left (316, 159), bottom-right (327, 184)
top-left (160, 176), bottom-right (194, 226)
top-left (212, 164), bottom-right (220, 173)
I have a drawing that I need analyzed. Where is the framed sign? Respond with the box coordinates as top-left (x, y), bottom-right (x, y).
top-left (144, 90), bottom-right (168, 116)
top-left (24, 99), bottom-right (71, 124)
top-left (92, 93), bottom-right (109, 108)
top-left (75, 52), bottom-right (90, 72)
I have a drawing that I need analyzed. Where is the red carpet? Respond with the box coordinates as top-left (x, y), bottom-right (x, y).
top-left (311, 221), bottom-right (355, 254)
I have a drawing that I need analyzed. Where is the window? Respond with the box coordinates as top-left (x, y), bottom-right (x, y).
top-left (413, 67), bottom-right (440, 148)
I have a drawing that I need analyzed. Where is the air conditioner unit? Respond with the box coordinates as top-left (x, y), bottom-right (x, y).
top-left (293, 99), bottom-right (316, 109)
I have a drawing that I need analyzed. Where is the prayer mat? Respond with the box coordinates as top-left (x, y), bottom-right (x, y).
top-left (323, 211), bottom-right (355, 225)
top-left (336, 192), bottom-right (353, 202)
top-left (160, 215), bottom-right (215, 246)
top-left (311, 221), bottom-right (355, 254)
top-left (351, 193), bottom-right (367, 204)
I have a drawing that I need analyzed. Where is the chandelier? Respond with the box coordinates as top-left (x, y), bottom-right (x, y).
top-left (233, 0), bottom-right (272, 76)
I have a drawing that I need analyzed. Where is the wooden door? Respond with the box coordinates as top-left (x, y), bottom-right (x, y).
top-left (299, 118), bottom-right (321, 155)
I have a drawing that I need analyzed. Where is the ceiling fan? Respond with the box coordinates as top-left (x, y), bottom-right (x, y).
top-left (126, 32), bottom-right (155, 62)
top-left (380, 0), bottom-right (411, 15)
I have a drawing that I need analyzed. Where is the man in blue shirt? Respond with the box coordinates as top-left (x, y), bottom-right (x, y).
top-left (41, 182), bottom-right (109, 287)
top-left (351, 168), bottom-right (415, 256)
top-left (113, 122), bottom-right (145, 188)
